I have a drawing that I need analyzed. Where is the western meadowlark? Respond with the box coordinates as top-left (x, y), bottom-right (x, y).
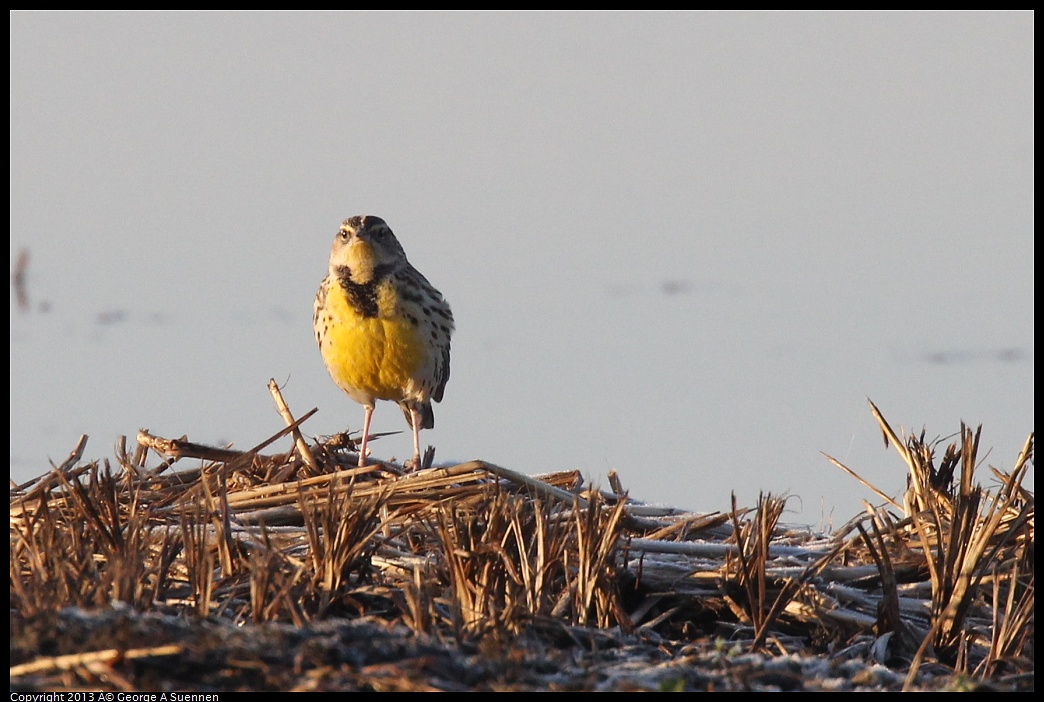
top-left (314, 215), bottom-right (453, 468)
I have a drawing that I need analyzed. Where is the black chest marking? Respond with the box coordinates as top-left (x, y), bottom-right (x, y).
top-left (339, 276), bottom-right (379, 318)
top-left (336, 264), bottom-right (395, 319)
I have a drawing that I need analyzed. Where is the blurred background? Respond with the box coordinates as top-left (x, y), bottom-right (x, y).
top-left (10, 11), bottom-right (1034, 525)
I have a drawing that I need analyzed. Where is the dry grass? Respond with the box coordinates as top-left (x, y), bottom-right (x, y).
top-left (10, 392), bottom-right (1034, 691)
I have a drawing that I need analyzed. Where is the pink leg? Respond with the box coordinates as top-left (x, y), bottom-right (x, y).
top-left (358, 405), bottom-right (374, 467)
top-left (409, 406), bottom-right (422, 470)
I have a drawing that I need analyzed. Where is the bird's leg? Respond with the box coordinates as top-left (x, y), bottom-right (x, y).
top-left (409, 406), bottom-right (422, 470)
top-left (358, 405), bottom-right (374, 467)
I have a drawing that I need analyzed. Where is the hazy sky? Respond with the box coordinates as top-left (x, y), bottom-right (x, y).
top-left (10, 11), bottom-right (1034, 524)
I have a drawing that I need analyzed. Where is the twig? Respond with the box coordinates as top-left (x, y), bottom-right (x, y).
top-left (476, 461), bottom-right (588, 507)
top-left (10, 644), bottom-right (183, 677)
top-left (268, 378), bottom-right (318, 470)
top-left (822, 452), bottom-right (902, 510)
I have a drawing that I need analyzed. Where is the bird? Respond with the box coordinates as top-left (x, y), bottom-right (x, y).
top-left (314, 215), bottom-right (453, 469)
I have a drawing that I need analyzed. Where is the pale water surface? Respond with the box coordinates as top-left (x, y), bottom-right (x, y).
top-left (10, 12), bottom-right (1034, 524)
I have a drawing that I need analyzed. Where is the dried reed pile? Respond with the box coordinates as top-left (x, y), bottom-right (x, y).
top-left (10, 393), bottom-right (1034, 691)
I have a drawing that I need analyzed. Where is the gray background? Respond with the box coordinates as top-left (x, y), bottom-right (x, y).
top-left (10, 12), bottom-right (1034, 525)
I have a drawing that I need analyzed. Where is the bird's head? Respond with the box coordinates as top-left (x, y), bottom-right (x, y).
top-left (328, 215), bottom-right (407, 283)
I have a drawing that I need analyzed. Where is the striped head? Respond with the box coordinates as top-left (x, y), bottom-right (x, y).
top-left (328, 215), bottom-right (408, 284)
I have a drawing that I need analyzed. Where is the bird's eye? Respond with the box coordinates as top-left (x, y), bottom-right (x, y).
top-left (338, 229), bottom-right (350, 241)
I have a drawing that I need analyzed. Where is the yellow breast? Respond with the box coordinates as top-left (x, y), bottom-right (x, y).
top-left (318, 279), bottom-right (426, 403)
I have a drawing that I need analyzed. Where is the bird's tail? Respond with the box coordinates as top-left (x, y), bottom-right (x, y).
top-left (400, 401), bottom-right (435, 430)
